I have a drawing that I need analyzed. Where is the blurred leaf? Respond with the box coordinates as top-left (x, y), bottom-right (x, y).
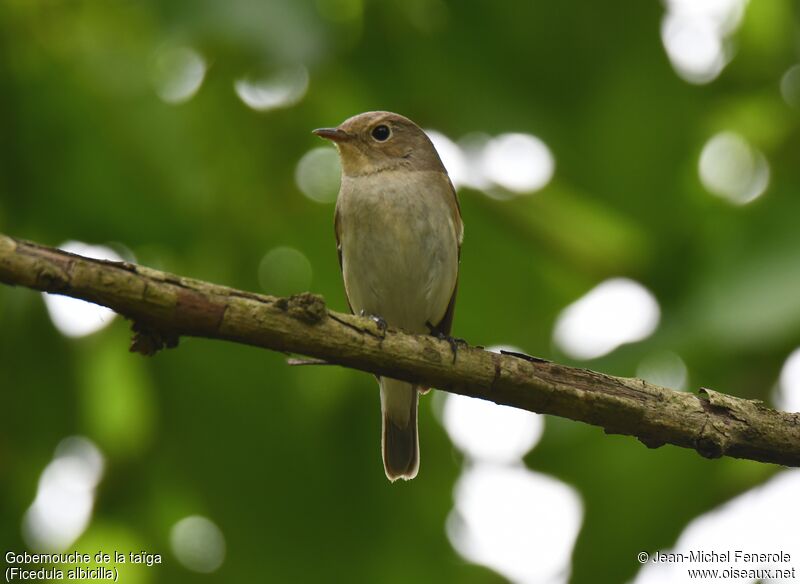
top-left (79, 326), bottom-right (157, 458)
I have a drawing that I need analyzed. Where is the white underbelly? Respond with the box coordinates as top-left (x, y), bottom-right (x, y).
top-left (338, 171), bottom-right (459, 333)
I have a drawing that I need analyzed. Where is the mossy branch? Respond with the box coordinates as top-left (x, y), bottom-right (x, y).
top-left (2, 233), bottom-right (799, 467)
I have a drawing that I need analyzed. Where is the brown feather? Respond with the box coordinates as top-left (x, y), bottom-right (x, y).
top-left (436, 174), bottom-right (463, 335)
top-left (333, 204), bottom-right (354, 313)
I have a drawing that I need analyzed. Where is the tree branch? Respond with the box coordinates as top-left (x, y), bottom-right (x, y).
top-left (2, 233), bottom-right (799, 467)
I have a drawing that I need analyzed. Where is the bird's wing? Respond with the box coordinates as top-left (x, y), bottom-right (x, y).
top-left (334, 202), bottom-right (343, 271)
top-left (334, 203), bottom-right (354, 314)
top-left (433, 175), bottom-right (463, 337)
top-left (447, 175), bottom-right (464, 254)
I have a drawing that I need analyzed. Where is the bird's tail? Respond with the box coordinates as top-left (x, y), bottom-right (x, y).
top-left (380, 377), bottom-right (419, 481)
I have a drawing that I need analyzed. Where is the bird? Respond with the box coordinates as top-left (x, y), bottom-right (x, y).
top-left (313, 111), bottom-right (463, 481)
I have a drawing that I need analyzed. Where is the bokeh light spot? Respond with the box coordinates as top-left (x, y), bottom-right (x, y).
top-left (443, 392), bottom-right (544, 463)
top-left (426, 130), bottom-right (469, 189)
top-left (636, 351), bottom-right (689, 391)
top-left (448, 464), bottom-right (583, 584)
top-left (420, 130), bottom-right (555, 197)
top-left (699, 132), bottom-right (770, 205)
top-left (234, 66), bottom-right (309, 112)
top-left (42, 242), bottom-right (124, 338)
top-left (660, 0), bottom-right (745, 84)
top-left (661, 14), bottom-right (725, 83)
top-left (295, 147), bottom-right (341, 203)
top-left (633, 469), bottom-right (800, 583)
top-left (170, 516), bottom-right (226, 573)
top-left (780, 64), bottom-right (800, 109)
top-left (23, 437), bottom-right (104, 552)
top-left (553, 278), bottom-right (661, 360)
top-left (258, 247), bottom-right (313, 296)
top-left (481, 133), bottom-right (555, 194)
top-left (775, 348), bottom-right (800, 413)
top-left (151, 46), bottom-right (206, 104)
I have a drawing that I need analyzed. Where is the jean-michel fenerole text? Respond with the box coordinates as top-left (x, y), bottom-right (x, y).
top-left (652, 550), bottom-right (791, 564)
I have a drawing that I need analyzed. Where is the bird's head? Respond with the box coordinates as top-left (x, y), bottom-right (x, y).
top-left (313, 111), bottom-right (444, 177)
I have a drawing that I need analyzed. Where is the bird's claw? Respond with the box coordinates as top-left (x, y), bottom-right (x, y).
top-left (425, 321), bottom-right (466, 364)
top-left (360, 310), bottom-right (388, 337)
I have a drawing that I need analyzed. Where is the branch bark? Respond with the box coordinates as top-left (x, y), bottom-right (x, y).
top-left (2, 233), bottom-right (799, 467)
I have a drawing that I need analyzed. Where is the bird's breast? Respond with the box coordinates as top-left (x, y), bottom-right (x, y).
top-left (337, 170), bottom-right (459, 332)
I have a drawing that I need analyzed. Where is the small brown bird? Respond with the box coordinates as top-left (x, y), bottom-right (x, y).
top-left (314, 111), bottom-right (463, 481)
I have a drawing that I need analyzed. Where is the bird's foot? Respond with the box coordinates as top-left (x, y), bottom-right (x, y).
top-left (425, 321), bottom-right (467, 364)
top-left (359, 310), bottom-right (388, 337)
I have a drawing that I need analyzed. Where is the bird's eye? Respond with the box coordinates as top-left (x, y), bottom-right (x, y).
top-left (371, 124), bottom-right (391, 142)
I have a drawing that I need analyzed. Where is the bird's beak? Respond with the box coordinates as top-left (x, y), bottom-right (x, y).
top-left (313, 127), bottom-right (351, 143)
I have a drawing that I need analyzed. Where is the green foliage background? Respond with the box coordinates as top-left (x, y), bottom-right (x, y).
top-left (1, 1), bottom-right (799, 582)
